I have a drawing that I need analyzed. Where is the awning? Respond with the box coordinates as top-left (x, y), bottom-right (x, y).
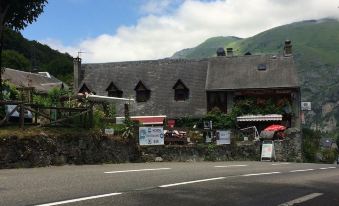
top-left (116, 115), bottom-right (166, 125)
top-left (237, 114), bottom-right (282, 122)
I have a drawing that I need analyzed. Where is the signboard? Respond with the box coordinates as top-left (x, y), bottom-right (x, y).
top-left (104, 128), bottom-right (114, 135)
top-left (203, 121), bottom-right (213, 130)
top-left (301, 102), bottom-right (311, 111)
top-left (216, 130), bottom-right (231, 145)
top-left (139, 127), bottom-right (164, 145)
top-left (205, 131), bottom-right (213, 143)
top-left (261, 140), bottom-right (275, 161)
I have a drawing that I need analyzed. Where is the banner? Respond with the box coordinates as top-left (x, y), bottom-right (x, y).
top-left (216, 130), bottom-right (231, 145)
top-left (139, 127), bottom-right (164, 145)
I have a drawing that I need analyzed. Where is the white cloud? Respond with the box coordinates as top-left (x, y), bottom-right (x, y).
top-left (140, 0), bottom-right (173, 14)
top-left (41, 0), bottom-right (339, 63)
top-left (40, 38), bottom-right (78, 56)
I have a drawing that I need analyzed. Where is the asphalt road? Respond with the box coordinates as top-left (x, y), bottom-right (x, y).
top-left (1, 161), bottom-right (338, 206)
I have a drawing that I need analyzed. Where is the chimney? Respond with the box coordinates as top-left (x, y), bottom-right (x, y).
top-left (226, 48), bottom-right (233, 56)
top-left (284, 40), bottom-right (292, 56)
top-left (73, 57), bottom-right (82, 93)
top-left (216, 47), bottom-right (225, 56)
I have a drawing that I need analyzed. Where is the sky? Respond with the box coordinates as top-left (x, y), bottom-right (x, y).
top-left (22, 0), bottom-right (339, 63)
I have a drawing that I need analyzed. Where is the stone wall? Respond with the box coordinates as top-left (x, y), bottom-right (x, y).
top-left (274, 128), bottom-right (303, 162)
top-left (0, 129), bottom-right (302, 169)
top-left (0, 134), bottom-right (140, 169)
top-left (140, 142), bottom-right (261, 162)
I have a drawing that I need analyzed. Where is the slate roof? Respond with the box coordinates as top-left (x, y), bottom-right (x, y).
top-left (79, 54), bottom-right (299, 118)
top-left (81, 59), bottom-right (208, 118)
top-left (2, 68), bottom-right (68, 93)
top-left (206, 55), bottom-right (299, 90)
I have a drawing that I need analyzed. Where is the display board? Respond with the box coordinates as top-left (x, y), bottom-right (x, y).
top-left (261, 140), bottom-right (275, 161)
top-left (216, 130), bottom-right (231, 145)
top-left (139, 127), bottom-right (164, 145)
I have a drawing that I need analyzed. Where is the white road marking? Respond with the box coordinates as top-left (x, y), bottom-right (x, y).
top-left (319, 167), bottom-right (336, 170)
top-left (278, 192), bottom-right (323, 206)
top-left (35, 193), bottom-right (122, 206)
top-left (214, 165), bottom-right (248, 168)
top-left (272, 163), bottom-right (290, 166)
top-left (104, 168), bottom-right (171, 174)
top-left (159, 177), bottom-right (226, 188)
top-left (242, 172), bottom-right (281, 177)
top-left (289, 169), bottom-right (314, 173)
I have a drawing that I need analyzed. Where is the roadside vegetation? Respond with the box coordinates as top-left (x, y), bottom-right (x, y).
top-left (302, 128), bottom-right (338, 163)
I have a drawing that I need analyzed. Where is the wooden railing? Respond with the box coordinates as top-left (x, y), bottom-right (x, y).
top-left (0, 101), bottom-right (93, 129)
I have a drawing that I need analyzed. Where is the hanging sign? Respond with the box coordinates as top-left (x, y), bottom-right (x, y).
top-left (139, 127), bottom-right (164, 145)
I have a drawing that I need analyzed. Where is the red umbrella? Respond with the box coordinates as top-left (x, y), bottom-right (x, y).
top-left (264, 124), bottom-right (286, 132)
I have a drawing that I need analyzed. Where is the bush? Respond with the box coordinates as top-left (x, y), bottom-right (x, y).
top-left (320, 149), bottom-right (338, 163)
top-left (205, 143), bottom-right (217, 161)
top-left (92, 109), bottom-right (106, 129)
top-left (302, 128), bottom-right (321, 162)
top-left (187, 130), bottom-right (204, 143)
top-left (175, 117), bottom-right (202, 128)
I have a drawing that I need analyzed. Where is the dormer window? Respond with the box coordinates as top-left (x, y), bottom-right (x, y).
top-left (106, 82), bottom-right (123, 97)
top-left (78, 83), bottom-right (93, 94)
top-left (134, 81), bottom-right (150, 102)
top-left (173, 79), bottom-right (189, 101)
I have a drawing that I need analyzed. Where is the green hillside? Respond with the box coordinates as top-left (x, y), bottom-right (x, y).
top-left (172, 19), bottom-right (339, 131)
top-left (172, 36), bottom-right (242, 59)
top-left (2, 29), bottom-right (73, 84)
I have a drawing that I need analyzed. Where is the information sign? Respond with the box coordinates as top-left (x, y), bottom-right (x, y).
top-left (216, 130), bottom-right (231, 145)
top-left (261, 140), bottom-right (275, 161)
top-left (139, 127), bottom-right (164, 145)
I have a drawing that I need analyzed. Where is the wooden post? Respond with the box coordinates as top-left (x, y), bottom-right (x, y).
top-left (34, 106), bottom-right (38, 124)
top-left (124, 103), bottom-right (129, 119)
top-left (19, 104), bottom-right (24, 129)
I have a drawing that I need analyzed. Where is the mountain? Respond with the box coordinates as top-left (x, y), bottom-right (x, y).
top-left (172, 19), bottom-right (339, 132)
top-left (2, 29), bottom-right (73, 84)
top-left (173, 36), bottom-right (242, 59)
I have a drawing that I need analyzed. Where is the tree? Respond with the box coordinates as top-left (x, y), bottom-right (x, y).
top-left (0, 0), bottom-right (48, 100)
top-left (2, 50), bottom-right (31, 70)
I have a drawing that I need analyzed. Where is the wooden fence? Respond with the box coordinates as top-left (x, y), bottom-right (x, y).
top-left (0, 100), bottom-right (93, 129)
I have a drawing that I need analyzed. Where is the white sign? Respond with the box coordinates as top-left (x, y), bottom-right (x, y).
top-left (104, 128), bottom-right (114, 135)
top-left (216, 130), bottom-right (231, 145)
top-left (205, 131), bottom-right (213, 143)
top-left (301, 102), bottom-right (311, 111)
top-left (261, 140), bottom-right (275, 161)
top-left (139, 127), bottom-right (164, 145)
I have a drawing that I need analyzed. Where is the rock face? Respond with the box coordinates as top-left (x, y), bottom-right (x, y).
top-left (0, 130), bottom-right (303, 169)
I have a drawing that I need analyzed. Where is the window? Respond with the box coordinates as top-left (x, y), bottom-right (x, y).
top-left (173, 79), bottom-right (189, 101)
top-left (78, 83), bottom-right (92, 94)
top-left (134, 81), bottom-right (151, 102)
top-left (257, 64), bottom-right (267, 71)
top-left (207, 92), bottom-right (227, 113)
top-left (105, 82), bottom-right (123, 97)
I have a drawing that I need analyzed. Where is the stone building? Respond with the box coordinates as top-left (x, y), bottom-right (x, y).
top-left (74, 41), bottom-right (300, 129)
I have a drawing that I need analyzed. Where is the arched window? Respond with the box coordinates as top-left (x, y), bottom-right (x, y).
top-left (173, 79), bottom-right (189, 101)
top-left (134, 81), bottom-right (150, 102)
top-left (106, 82), bottom-right (123, 97)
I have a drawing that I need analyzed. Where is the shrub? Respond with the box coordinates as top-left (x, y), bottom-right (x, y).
top-left (302, 128), bottom-right (321, 162)
top-left (320, 149), bottom-right (338, 163)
